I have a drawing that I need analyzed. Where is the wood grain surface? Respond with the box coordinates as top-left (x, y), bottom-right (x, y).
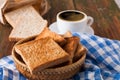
top-left (0, 0), bottom-right (120, 58)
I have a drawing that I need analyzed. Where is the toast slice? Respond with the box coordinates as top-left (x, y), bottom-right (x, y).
top-left (73, 43), bottom-right (87, 62)
top-left (15, 37), bottom-right (69, 74)
top-left (4, 5), bottom-right (47, 41)
top-left (63, 36), bottom-right (80, 64)
top-left (35, 27), bottom-right (66, 46)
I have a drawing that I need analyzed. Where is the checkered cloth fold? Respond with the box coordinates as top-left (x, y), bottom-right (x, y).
top-left (0, 33), bottom-right (120, 80)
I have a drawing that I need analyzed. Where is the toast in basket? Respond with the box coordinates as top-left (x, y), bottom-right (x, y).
top-left (15, 37), bottom-right (70, 74)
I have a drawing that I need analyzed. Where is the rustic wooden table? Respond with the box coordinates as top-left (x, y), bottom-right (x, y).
top-left (0, 0), bottom-right (120, 58)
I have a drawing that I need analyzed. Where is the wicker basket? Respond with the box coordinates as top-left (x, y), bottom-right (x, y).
top-left (12, 36), bottom-right (86, 80)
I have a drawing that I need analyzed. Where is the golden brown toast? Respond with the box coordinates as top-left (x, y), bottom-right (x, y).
top-left (15, 37), bottom-right (70, 74)
top-left (63, 36), bottom-right (80, 64)
top-left (35, 27), bottom-right (66, 46)
top-left (73, 43), bottom-right (87, 62)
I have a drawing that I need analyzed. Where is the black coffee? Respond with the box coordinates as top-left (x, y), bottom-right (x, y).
top-left (59, 11), bottom-right (84, 21)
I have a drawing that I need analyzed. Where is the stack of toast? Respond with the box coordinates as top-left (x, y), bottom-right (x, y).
top-left (14, 27), bottom-right (87, 74)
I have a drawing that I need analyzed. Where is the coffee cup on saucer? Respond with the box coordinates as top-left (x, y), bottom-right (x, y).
top-left (49, 10), bottom-right (94, 35)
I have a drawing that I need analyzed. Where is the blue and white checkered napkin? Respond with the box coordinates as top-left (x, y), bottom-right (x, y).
top-left (0, 33), bottom-right (120, 80)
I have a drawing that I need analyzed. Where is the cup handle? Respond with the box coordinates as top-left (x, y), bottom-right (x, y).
top-left (87, 16), bottom-right (94, 26)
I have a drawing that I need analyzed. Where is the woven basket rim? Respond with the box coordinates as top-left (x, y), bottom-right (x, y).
top-left (12, 35), bottom-right (86, 74)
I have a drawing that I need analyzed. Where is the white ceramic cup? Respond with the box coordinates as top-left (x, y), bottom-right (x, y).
top-left (57, 10), bottom-right (94, 34)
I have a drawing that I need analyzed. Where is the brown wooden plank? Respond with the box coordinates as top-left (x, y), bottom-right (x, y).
top-left (74, 0), bottom-right (120, 40)
top-left (0, 23), bottom-right (14, 58)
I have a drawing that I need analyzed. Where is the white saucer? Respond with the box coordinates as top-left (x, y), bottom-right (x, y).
top-left (49, 22), bottom-right (94, 35)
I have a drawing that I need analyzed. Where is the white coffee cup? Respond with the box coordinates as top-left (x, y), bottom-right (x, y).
top-left (57, 10), bottom-right (94, 34)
